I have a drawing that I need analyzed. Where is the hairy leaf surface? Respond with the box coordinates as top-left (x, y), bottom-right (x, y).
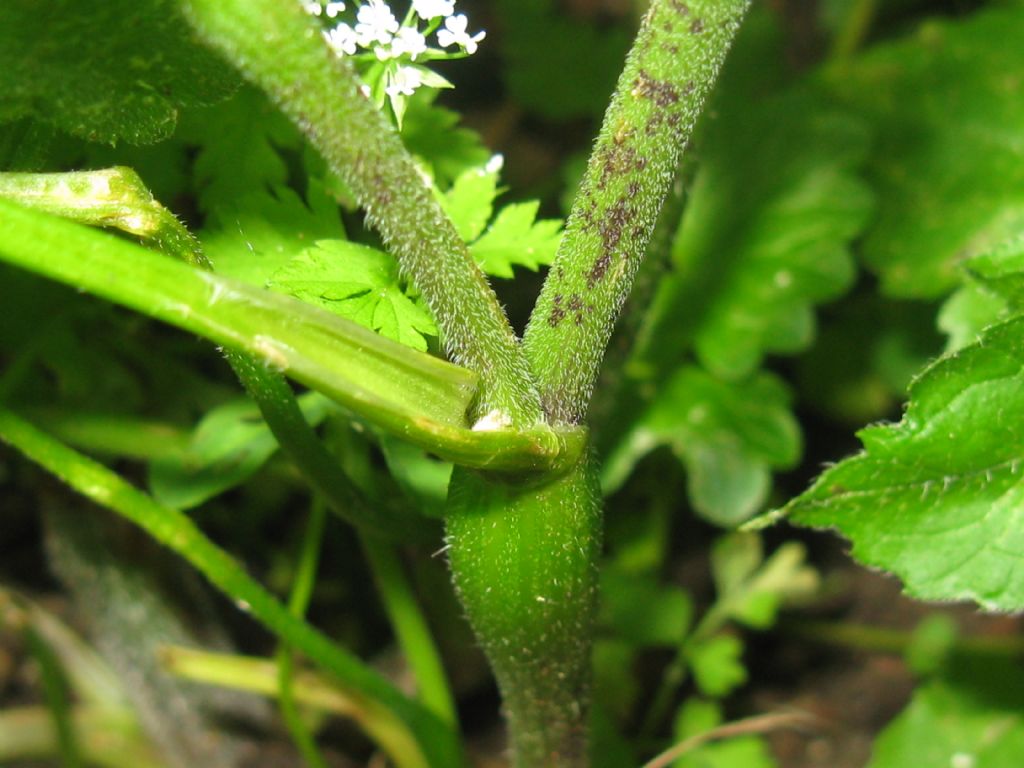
top-left (775, 317), bottom-right (1024, 611)
top-left (0, 0), bottom-right (236, 144)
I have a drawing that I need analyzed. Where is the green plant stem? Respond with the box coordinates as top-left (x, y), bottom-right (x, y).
top-left (523, 0), bottom-right (752, 424)
top-left (361, 534), bottom-right (458, 728)
top-left (829, 0), bottom-right (878, 61)
top-left (446, 456), bottom-right (603, 767)
top-left (0, 168), bottom-right (201, 263)
top-left (0, 408), bottom-right (463, 768)
top-left (588, 150), bottom-right (700, 447)
top-left (19, 410), bottom-right (189, 462)
top-left (26, 629), bottom-right (83, 768)
top-left (178, 0), bottom-right (542, 426)
top-left (0, 200), bottom-right (584, 473)
top-left (276, 497), bottom-right (329, 768)
top-left (782, 619), bottom-right (1024, 658)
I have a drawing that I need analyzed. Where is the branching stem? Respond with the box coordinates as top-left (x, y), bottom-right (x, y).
top-left (523, 0), bottom-right (752, 424)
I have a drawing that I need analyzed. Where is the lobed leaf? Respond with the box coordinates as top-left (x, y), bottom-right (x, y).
top-left (602, 368), bottom-right (800, 526)
top-left (771, 316), bottom-right (1024, 611)
top-left (823, 4), bottom-right (1024, 299)
top-left (270, 241), bottom-right (437, 351)
top-left (470, 202), bottom-right (563, 279)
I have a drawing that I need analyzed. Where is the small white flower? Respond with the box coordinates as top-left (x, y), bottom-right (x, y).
top-left (303, 0), bottom-right (344, 15)
top-left (386, 65), bottom-right (425, 97)
top-left (391, 27), bottom-right (428, 59)
top-left (485, 154), bottom-right (504, 174)
top-left (354, 0), bottom-right (400, 47)
top-left (412, 0), bottom-right (455, 19)
top-left (437, 13), bottom-right (485, 54)
top-left (324, 23), bottom-right (358, 55)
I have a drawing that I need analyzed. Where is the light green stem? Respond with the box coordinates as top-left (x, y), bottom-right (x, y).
top-left (276, 497), bottom-right (329, 768)
top-left (361, 535), bottom-right (459, 728)
top-left (178, 0), bottom-right (541, 426)
top-left (523, 0), bottom-right (752, 423)
top-left (0, 200), bottom-right (584, 473)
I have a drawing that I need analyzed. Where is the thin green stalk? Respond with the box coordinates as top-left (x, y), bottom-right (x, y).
top-left (0, 408), bottom-right (464, 768)
top-left (782, 619), bottom-right (1024, 658)
top-left (523, 0), bottom-right (752, 424)
top-left (361, 534), bottom-right (458, 728)
top-left (829, 0), bottom-right (878, 62)
top-left (0, 200), bottom-right (584, 473)
top-left (178, 0), bottom-right (541, 426)
top-left (0, 707), bottom-right (161, 768)
top-left (276, 497), bottom-right (329, 768)
top-left (20, 410), bottom-right (189, 462)
top-left (26, 629), bottom-right (83, 768)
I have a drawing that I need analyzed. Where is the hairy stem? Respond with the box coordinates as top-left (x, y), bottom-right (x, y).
top-left (523, 0), bottom-right (752, 424)
top-left (0, 200), bottom-right (584, 472)
top-left (178, 0), bottom-right (541, 425)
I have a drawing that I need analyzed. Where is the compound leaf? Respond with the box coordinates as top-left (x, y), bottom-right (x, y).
top-left (270, 240), bottom-right (437, 351)
top-left (469, 201), bottom-right (562, 279)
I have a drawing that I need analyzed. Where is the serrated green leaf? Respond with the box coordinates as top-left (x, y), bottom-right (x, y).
top-left (672, 699), bottom-right (777, 768)
top-left (470, 201), bottom-right (562, 279)
top-left (200, 185), bottom-right (345, 287)
top-left (638, 83), bottom-right (872, 379)
top-left (149, 393), bottom-right (333, 509)
top-left (869, 659), bottom-right (1024, 768)
top-left (602, 368), bottom-right (800, 526)
top-left (685, 635), bottom-right (747, 698)
top-left (439, 167), bottom-right (500, 244)
top-left (270, 240), bottom-right (437, 351)
top-left (0, 0), bottom-right (237, 145)
top-left (775, 316), bottom-right (1024, 611)
top-left (181, 87), bottom-right (302, 217)
top-left (939, 236), bottom-right (1024, 351)
top-left (400, 90), bottom-right (490, 185)
top-left (824, 5), bottom-right (1024, 298)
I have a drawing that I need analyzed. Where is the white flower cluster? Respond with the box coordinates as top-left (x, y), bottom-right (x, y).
top-left (302, 1), bottom-right (485, 121)
top-left (306, 2), bottom-right (484, 64)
